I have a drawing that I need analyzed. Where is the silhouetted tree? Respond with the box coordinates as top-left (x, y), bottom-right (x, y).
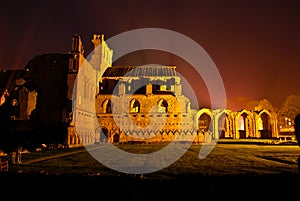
top-left (279, 95), bottom-right (300, 120)
top-left (254, 99), bottom-right (277, 113)
top-left (245, 98), bottom-right (277, 113)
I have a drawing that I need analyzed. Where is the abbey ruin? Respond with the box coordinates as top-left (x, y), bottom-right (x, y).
top-left (0, 34), bottom-right (281, 150)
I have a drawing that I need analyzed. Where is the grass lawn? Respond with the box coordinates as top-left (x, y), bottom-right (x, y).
top-left (2, 141), bottom-right (300, 176)
top-left (1, 141), bottom-right (300, 200)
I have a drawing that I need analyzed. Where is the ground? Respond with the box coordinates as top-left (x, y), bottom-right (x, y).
top-left (1, 140), bottom-right (300, 200)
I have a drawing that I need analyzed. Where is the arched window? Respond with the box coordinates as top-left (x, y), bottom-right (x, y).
top-left (198, 113), bottom-right (211, 132)
top-left (102, 99), bottom-right (112, 113)
top-left (238, 115), bottom-right (245, 130)
top-left (237, 112), bottom-right (248, 139)
top-left (158, 99), bottom-right (168, 113)
top-left (260, 112), bottom-right (269, 130)
top-left (130, 99), bottom-right (140, 113)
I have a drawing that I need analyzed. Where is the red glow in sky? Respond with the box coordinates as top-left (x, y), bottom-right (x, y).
top-left (0, 0), bottom-right (300, 111)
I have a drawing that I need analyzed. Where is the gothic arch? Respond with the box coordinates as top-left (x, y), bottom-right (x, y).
top-left (195, 108), bottom-right (212, 133)
top-left (112, 133), bottom-right (120, 143)
top-left (215, 109), bottom-right (234, 139)
top-left (157, 99), bottom-right (168, 113)
top-left (102, 99), bottom-right (112, 113)
top-left (235, 109), bottom-right (254, 139)
top-left (257, 109), bottom-right (273, 139)
top-left (97, 127), bottom-right (108, 143)
top-left (129, 98), bottom-right (141, 113)
top-left (195, 108), bottom-right (212, 123)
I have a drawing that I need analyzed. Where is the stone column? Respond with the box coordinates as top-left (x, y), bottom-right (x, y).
top-left (146, 84), bottom-right (152, 96)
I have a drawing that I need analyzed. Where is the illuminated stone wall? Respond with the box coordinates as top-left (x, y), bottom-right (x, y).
top-left (95, 95), bottom-right (279, 144)
top-left (67, 34), bottom-right (113, 147)
top-left (90, 34), bottom-right (279, 144)
top-left (194, 108), bottom-right (279, 140)
top-left (95, 92), bottom-right (195, 143)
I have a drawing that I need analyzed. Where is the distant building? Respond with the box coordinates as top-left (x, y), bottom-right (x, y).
top-left (0, 33), bottom-right (280, 151)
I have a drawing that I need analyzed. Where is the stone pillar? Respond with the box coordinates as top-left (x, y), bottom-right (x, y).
top-left (234, 116), bottom-right (240, 139)
top-left (174, 84), bottom-right (182, 96)
top-left (272, 115), bottom-right (279, 138)
top-left (119, 83), bottom-right (125, 95)
top-left (213, 114), bottom-right (219, 140)
top-left (146, 84), bottom-right (152, 96)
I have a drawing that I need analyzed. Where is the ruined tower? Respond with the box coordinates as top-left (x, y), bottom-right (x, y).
top-left (67, 34), bottom-right (85, 100)
top-left (89, 34), bottom-right (113, 93)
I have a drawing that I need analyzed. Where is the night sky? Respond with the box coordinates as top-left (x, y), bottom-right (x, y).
top-left (1, 0), bottom-right (300, 111)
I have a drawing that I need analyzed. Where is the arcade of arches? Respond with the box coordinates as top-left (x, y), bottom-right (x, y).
top-left (94, 96), bottom-right (279, 144)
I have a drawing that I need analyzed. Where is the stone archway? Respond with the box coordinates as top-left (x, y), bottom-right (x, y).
top-left (102, 99), bottom-right (112, 113)
top-left (99, 127), bottom-right (109, 143)
top-left (157, 99), bottom-right (168, 113)
top-left (112, 133), bottom-right (120, 143)
top-left (259, 112), bottom-right (272, 139)
top-left (237, 113), bottom-right (247, 139)
top-left (130, 98), bottom-right (141, 113)
top-left (198, 113), bottom-right (212, 132)
top-left (217, 112), bottom-right (233, 139)
top-left (236, 110), bottom-right (254, 139)
top-left (195, 108), bottom-right (213, 139)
